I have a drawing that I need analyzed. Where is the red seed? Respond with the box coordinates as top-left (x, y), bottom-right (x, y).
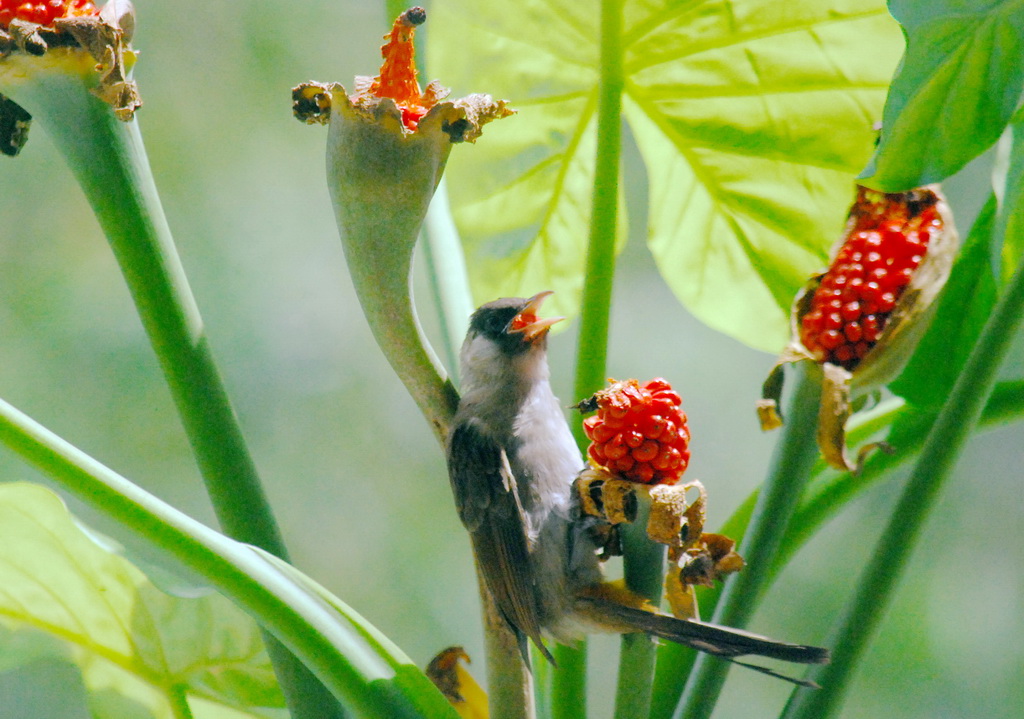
top-left (819, 329), bottom-right (843, 350)
top-left (841, 301), bottom-right (861, 321)
top-left (862, 315), bottom-right (881, 342)
top-left (834, 345), bottom-right (855, 363)
top-left (624, 430), bottom-right (644, 449)
top-left (632, 463), bottom-right (656, 484)
top-left (0, 0), bottom-right (96, 26)
top-left (660, 420), bottom-right (679, 444)
top-left (632, 440), bottom-right (659, 463)
top-left (637, 413), bottom-right (665, 440)
top-left (603, 436), bottom-right (629, 460)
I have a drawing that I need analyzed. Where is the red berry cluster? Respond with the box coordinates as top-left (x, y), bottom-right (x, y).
top-left (582, 378), bottom-right (690, 486)
top-left (800, 190), bottom-right (942, 370)
top-left (0, 0), bottom-right (96, 28)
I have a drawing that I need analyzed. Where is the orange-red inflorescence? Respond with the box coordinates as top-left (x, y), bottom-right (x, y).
top-left (800, 193), bottom-right (942, 370)
top-left (583, 378), bottom-right (691, 486)
top-left (368, 6), bottom-right (428, 131)
top-left (0, 0), bottom-right (97, 28)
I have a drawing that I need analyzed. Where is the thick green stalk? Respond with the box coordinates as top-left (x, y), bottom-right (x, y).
top-left (673, 361), bottom-right (823, 719)
top-left (24, 77), bottom-right (282, 554)
top-left (0, 397), bottom-right (458, 719)
top-left (613, 503), bottom-right (665, 719)
top-left (570, 0), bottom-right (624, 420)
top-left (422, 179), bottom-right (474, 378)
top-left (168, 685), bottom-right (195, 719)
top-left (15, 74), bottom-right (338, 718)
top-left (781, 232), bottom-right (1024, 719)
top-left (549, 644), bottom-right (587, 719)
top-left (649, 400), bottom-right (899, 719)
top-left (555, 0), bottom-right (624, 716)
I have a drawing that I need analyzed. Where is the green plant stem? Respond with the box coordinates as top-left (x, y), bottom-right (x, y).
top-left (673, 361), bottom-right (823, 719)
top-left (549, 644), bottom-right (587, 719)
top-left (0, 396), bottom-right (458, 719)
top-left (168, 684), bottom-right (195, 719)
top-left (555, 0), bottom-right (624, 716)
top-left (613, 503), bottom-right (665, 719)
top-left (781, 232), bottom-right (1024, 719)
top-left (570, 0), bottom-right (624, 424)
top-left (423, 179), bottom-right (474, 379)
top-left (649, 399), bottom-right (899, 719)
top-left (17, 74), bottom-right (338, 718)
top-left (27, 78), bottom-right (283, 555)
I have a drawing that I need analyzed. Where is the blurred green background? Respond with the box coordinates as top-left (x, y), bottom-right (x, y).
top-left (0, 1), bottom-right (1021, 717)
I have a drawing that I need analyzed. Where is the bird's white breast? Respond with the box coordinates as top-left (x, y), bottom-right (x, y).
top-left (511, 356), bottom-right (583, 521)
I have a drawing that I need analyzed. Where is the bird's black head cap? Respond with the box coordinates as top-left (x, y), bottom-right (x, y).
top-left (468, 292), bottom-right (561, 355)
top-left (469, 298), bottom-right (533, 355)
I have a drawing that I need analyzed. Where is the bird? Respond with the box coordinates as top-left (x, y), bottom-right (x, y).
top-left (445, 291), bottom-right (829, 682)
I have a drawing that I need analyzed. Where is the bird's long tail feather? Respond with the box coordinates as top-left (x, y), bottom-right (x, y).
top-left (576, 595), bottom-right (828, 687)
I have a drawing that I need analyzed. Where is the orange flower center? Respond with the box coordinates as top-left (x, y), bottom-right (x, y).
top-left (368, 6), bottom-right (428, 130)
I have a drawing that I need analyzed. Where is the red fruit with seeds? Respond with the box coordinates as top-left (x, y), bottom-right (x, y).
top-left (799, 188), bottom-right (944, 370)
top-left (0, 0), bottom-right (97, 28)
top-left (581, 378), bottom-right (690, 486)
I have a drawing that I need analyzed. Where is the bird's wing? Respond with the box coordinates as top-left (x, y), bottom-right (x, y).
top-left (447, 420), bottom-right (550, 662)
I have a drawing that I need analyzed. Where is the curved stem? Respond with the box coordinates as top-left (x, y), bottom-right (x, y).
top-left (673, 361), bottom-right (823, 719)
top-left (26, 78), bottom-right (283, 555)
top-left (0, 396), bottom-right (457, 719)
top-left (423, 179), bottom-right (474, 380)
top-left (16, 74), bottom-right (338, 718)
top-left (781, 230), bottom-right (1024, 719)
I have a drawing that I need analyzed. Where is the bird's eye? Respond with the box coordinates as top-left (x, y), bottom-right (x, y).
top-left (485, 315), bottom-right (508, 334)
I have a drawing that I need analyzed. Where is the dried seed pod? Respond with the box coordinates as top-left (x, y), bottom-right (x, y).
top-left (0, 0), bottom-right (140, 135)
top-left (759, 185), bottom-right (959, 470)
top-left (574, 474), bottom-right (745, 620)
top-left (425, 646), bottom-right (488, 718)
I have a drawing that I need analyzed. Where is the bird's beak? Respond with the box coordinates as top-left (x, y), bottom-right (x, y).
top-left (510, 290), bottom-right (564, 342)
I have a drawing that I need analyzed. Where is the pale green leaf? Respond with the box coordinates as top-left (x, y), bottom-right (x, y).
top-left (430, 0), bottom-right (903, 350)
top-left (427, 2), bottom-right (618, 321)
top-left (0, 483), bottom-right (284, 719)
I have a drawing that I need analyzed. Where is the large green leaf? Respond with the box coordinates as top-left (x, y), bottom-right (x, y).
top-left (0, 482), bottom-right (283, 719)
top-left (429, 0), bottom-right (903, 350)
top-left (863, 0), bottom-right (1024, 190)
